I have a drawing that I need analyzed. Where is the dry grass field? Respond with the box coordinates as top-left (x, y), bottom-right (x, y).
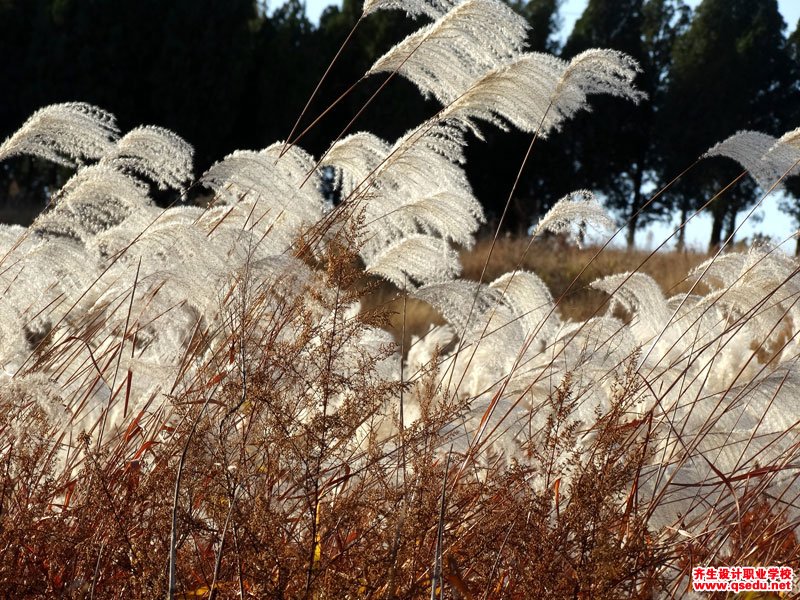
top-left (366, 237), bottom-right (711, 349)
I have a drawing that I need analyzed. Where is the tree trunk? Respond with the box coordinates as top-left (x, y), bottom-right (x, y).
top-left (626, 211), bottom-right (639, 248)
top-left (722, 206), bottom-right (737, 245)
top-left (708, 209), bottom-right (724, 252)
top-left (676, 202), bottom-right (689, 251)
top-left (626, 164), bottom-right (644, 249)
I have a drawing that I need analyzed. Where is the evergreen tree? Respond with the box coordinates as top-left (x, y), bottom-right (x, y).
top-left (250, 0), bottom-right (323, 151)
top-left (149, 0), bottom-right (258, 168)
top-left (557, 0), bottom-right (689, 248)
top-left (661, 0), bottom-right (794, 250)
top-left (0, 0), bottom-right (49, 222)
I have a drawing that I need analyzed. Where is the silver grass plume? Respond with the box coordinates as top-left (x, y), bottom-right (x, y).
top-left (201, 142), bottom-right (322, 212)
top-left (410, 274), bottom-right (557, 400)
top-left (325, 123), bottom-right (470, 192)
top-left (362, 0), bottom-right (457, 18)
top-left (323, 132), bottom-right (390, 194)
top-left (704, 130), bottom-right (800, 191)
top-left (125, 221), bottom-right (229, 282)
top-left (554, 315), bottom-right (636, 377)
top-left (33, 164), bottom-right (152, 241)
top-left (0, 237), bottom-right (99, 342)
top-left (0, 102), bottom-right (119, 167)
top-left (364, 234), bottom-right (461, 287)
top-left (0, 296), bottom-right (29, 374)
top-left (439, 52), bottom-right (564, 135)
top-left (199, 143), bottom-right (326, 250)
top-left (0, 224), bottom-right (29, 255)
top-left (777, 126), bottom-right (800, 149)
top-left (489, 271), bottom-right (560, 341)
top-left (323, 124), bottom-right (483, 248)
top-left (85, 205), bottom-right (200, 259)
top-left (556, 49), bottom-right (645, 106)
top-left (590, 272), bottom-right (671, 341)
top-left (530, 190), bottom-right (614, 245)
top-left (439, 49), bottom-right (644, 137)
top-left (688, 247), bottom-right (800, 362)
top-left (367, 0), bottom-right (528, 104)
top-left (385, 190), bottom-right (484, 246)
top-left (411, 280), bottom-right (502, 332)
top-left (101, 125), bottom-right (194, 190)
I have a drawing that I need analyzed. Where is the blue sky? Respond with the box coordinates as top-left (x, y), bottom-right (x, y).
top-left (275, 0), bottom-right (800, 250)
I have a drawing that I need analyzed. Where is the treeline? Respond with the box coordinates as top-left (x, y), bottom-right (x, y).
top-left (0, 0), bottom-right (798, 249)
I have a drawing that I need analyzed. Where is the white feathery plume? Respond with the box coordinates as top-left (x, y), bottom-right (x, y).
top-left (321, 125), bottom-right (479, 295)
top-left (80, 268), bottom-right (201, 368)
top-left (325, 124), bottom-right (470, 195)
top-left (556, 49), bottom-right (645, 106)
top-left (368, 0), bottom-right (529, 104)
top-left (460, 300), bottom-right (525, 375)
top-left (33, 164), bottom-right (152, 241)
top-left (440, 49), bottom-right (644, 136)
top-left (643, 369), bottom-right (800, 532)
top-left (388, 190), bottom-right (483, 247)
top-left (689, 246), bottom-right (800, 307)
top-left (590, 272), bottom-right (671, 342)
top-left (489, 271), bottom-right (559, 341)
top-left (704, 130), bottom-right (800, 191)
top-left (688, 251), bottom-right (750, 291)
top-left (777, 126), bottom-right (800, 149)
top-left (199, 143), bottom-right (326, 250)
top-left (0, 102), bottom-right (119, 167)
top-left (0, 224), bottom-right (29, 256)
top-left (377, 123), bottom-right (472, 188)
top-left (0, 237), bottom-right (99, 339)
top-left (201, 225), bottom-right (276, 267)
top-left (0, 297), bottom-right (29, 375)
top-left (197, 200), bottom-right (307, 256)
top-left (84, 205), bottom-right (201, 259)
top-left (530, 190), bottom-right (614, 246)
top-left (411, 280), bottom-right (501, 332)
top-left (664, 292), bottom-right (724, 357)
top-left (86, 245), bottom-right (294, 376)
top-left (428, 300), bottom-right (526, 400)
top-left (244, 255), bottom-right (318, 305)
top-left (362, 0), bottom-right (458, 19)
top-left (412, 277), bottom-right (542, 402)
top-left (85, 223), bottom-right (226, 357)
top-left (554, 315), bottom-right (636, 375)
top-left (364, 234), bottom-right (461, 287)
top-left (323, 124), bottom-right (483, 248)
top-left (767, 132), bottom-right (800, 177)
top-left (406, 323), bottom-right (457, 381)
top-left (125, 221), bottom-right (228, 282)
top-left (440, 52), bottom-right (567, 134)
top-left (201, 143), bottom-right (321, 210)
top-left (101, 125), bottom-right (194, 190)
top-left (689, 247), bottom-right (800, 368)
top-left (323, 132), bottom-right (390, 195)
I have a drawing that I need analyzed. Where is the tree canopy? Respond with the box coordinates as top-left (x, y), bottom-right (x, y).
top-left (660, 0), bottom-right (795, 249)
